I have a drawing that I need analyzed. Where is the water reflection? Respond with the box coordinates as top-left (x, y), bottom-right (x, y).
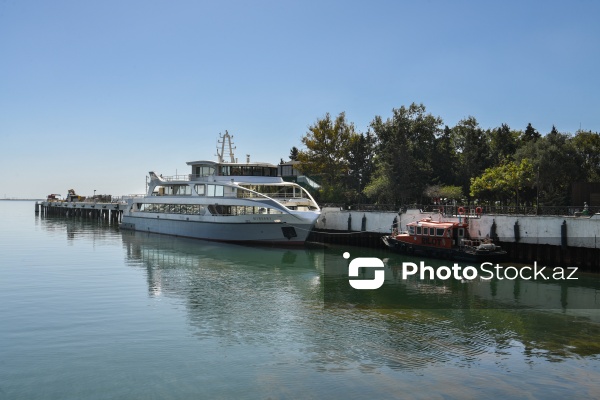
top-left (37, 211), bottom-right (121, 242)
top-left (326, 252), bottom-right (600, 317)
top-left (121, 231), bottom-right (600, 374)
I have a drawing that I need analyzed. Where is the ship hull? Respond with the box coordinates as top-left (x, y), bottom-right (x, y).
top-left (121, 213), bottom-right (316, 245)
top-left (382, 236), bottom-right (507, 263)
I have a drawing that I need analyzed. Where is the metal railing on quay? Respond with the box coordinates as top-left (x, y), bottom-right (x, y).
top-left (318, 203), bottom-right (599, 216)
top-left (413, 204), bottom-right (598, 217)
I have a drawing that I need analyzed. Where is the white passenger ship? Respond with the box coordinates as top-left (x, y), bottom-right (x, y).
top-left (121, 133), bottom-right (320, 244)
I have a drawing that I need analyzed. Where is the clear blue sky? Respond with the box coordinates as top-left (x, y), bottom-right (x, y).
top-left (1, 0), bottom-right (598, 198)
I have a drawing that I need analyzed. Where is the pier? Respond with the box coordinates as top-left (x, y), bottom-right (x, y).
top-left (36, 200), bottom-right (125, 223)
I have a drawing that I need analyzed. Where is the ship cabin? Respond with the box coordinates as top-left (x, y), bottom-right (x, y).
top-left (186, 160), bottom-right (281, 183)
top-left (404, 219), bottom-right (468, 249)
top-left (144, 159), bottom-right (319, 212)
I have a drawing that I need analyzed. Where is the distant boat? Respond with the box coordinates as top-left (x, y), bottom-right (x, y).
top-left (120, 132), bottom-right (320, 245)
top-left (382, 218), bottom-right (506, 262)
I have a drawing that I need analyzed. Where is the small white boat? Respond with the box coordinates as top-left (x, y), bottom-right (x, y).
top-left (121, 132), bottom-right (320, 244)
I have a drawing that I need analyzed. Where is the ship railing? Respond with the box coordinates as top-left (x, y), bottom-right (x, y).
top-left (236, 191), bottom-right (307, 200)
top-left (318, 204), bottom-right (398, 211)
top-left (158, 174), bottom-right (192, 182)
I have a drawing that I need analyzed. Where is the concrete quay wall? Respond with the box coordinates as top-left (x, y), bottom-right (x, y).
top-left (311, 208), bottom-right (600, 270)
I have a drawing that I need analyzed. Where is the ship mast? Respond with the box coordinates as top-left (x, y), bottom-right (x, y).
top-left (216, 131), bottom-right (237, 163)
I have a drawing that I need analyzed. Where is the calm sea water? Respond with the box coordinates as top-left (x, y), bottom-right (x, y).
top-left (1, 201), bottom-right (600, 399)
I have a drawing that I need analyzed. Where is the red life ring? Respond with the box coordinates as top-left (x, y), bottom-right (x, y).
top-left (475, 207), bottom-right (483, 215)
top-left (458, 207), bottom-right (465, 215)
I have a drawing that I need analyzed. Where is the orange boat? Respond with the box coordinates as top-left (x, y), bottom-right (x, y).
top-left (382, 218), bottom-right (506, 262)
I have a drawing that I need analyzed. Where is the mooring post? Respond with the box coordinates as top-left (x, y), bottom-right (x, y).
top-left (561, 220), bottom-right (568, 249)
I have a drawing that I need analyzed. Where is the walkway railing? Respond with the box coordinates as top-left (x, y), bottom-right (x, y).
top-left (320, 203), bottom-right (599, 216)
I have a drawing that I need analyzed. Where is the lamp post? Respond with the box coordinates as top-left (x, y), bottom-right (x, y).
top-left (94, 189), bottom-right (96, 202)
top-left (536, 167), bottom-right (539, 215)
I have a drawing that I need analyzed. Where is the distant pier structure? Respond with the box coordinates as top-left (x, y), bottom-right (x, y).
top-left (36, 199), bottom-right (125, 223)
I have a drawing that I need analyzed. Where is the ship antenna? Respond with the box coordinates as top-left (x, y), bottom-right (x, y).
top-left (217, 131), bottom-right (236, 163)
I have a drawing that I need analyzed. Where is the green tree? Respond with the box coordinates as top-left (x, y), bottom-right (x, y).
top-left (470, 159), bottom-right (535, 205)
top-left (489, 123), bottom-right (520, 163)
top-left (347, 131), bottom-right (376, 202)
top-left (572, 130), bottom-right (600, 181)
top-left (522, 123), bottom-right (541, 143)
top-left (431, 125), bottom-right (459, 186)
top-left (515, 128), bottom-right (585, 205)
top-left (289, 146), bottom-right (299, 161)
top-left (296, 112), bottom-right (356, 202)
top-left (365, 103), bottom-right (443, 204)
top-left (452, 116), bottom-right (492, 199)
top-left (423, 184), bottom-right (464, 202)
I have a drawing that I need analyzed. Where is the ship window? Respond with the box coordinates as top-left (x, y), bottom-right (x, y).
top-left (409, 226), bottom-right (415, 235)
top-left (195, 166), bottom-right (215, 177)
top-left (195, 184), bottom-right (205, 196)
top-left (202, 204), bottom-right (284, 216)
top-left (458, 228), bottom-right (464, 237)
top-left (436, 228), bottom-right (445, 236)
top-left (220, 166), bottom-right (231, 176)
top-left (176, 185), bottom-right (191, 195)
top-left (162, 185), bottom-right (191, 196)
top-left (207, 184), bottom-right (224, 197)
top-left (154, 186), bottom-right (166, 196)
top-left (429, 228), bottom-right (435, 236)
top-left (416, 226), bottom-right (422, 235)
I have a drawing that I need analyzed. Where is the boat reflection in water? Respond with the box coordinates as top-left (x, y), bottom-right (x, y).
top-left (325, 251), bottom-right (600, 321)
top-left (122, 231), bottom-right (600, 384)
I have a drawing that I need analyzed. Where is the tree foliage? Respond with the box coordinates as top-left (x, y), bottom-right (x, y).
top-left (515, 128), bottom-right (585, 205)
top-left (452, 116), bottom-right (492, 198)
top-left (470, 159), bottom-right (535, 204)
top-left (572, 130), bottom-right (600, 182)
top-left (297, 112), bottom-right (354, 182)
top-left (347, 132), bottom-right (376, 202)
top-left (522, 123), bottom-right (541, 143)
top-left (423, 185), bottom-right (464, 201)
top-left (296, 112), bottom-right (359, 202)
top-left (292, 104), bottom-right (598, 207)
top-left (365, 103), bottom-right (443, 204)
